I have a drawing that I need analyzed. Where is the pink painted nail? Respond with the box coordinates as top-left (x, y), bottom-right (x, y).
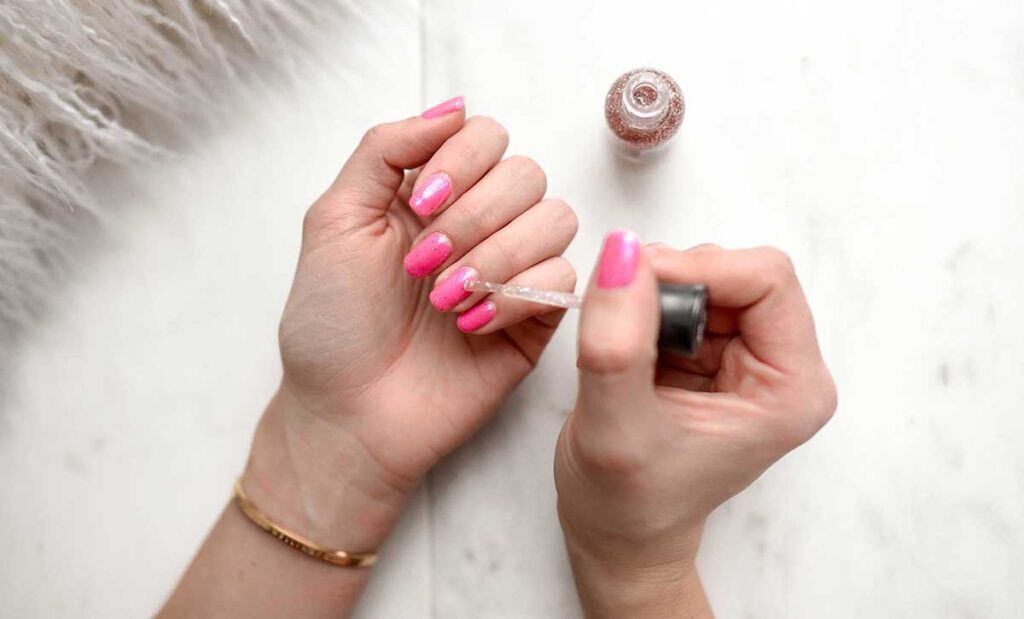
top-left (597, 229), bottom-right (641, 289)
top-left (404, 232), bottom-right (453, 278)
top-left (429, 266), bottom-right (478, 311)
top-left (409, 172), bottom-right (452, 217)
top-left (457, 300), bottom-right (497, 333)
top-left (421, 95), bottom-right (465, 119)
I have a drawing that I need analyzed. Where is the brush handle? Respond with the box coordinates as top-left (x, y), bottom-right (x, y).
top-left (464, 280), bottom-right (707, 357)
top-left (463, 280), bottom-right (583, 309)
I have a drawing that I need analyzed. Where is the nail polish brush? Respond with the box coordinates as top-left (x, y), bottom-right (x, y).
top-left (464, 280), bottom-right (708, 357)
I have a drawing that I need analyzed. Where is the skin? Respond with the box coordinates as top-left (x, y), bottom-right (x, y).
top-left (159, 104), bottom-right (577, 617)
top-left (160, 101), bottom-right (836, 618)
top-left (554, 238), bottom-right (837, 617)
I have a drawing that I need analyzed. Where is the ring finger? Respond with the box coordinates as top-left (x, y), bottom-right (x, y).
top-left (427, 198), bottom-right (578, 313)
top-left (403, 155), bottom-right (547, 278)
top-left (454, 257), bottom-right (577, 334)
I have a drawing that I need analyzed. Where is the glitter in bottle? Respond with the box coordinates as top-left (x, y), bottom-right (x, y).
top-left (605, 68), bottom-right (684, 150)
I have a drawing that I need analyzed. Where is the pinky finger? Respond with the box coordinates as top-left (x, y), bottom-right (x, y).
top-left (456, 256), bottom-right (576, 334)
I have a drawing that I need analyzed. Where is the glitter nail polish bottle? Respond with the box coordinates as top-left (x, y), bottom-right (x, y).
top-left (605, 68), bottom-right (684, 152)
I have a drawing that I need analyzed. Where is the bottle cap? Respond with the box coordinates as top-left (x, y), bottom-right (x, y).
top-left (657, 283), bottom-right (708, 358)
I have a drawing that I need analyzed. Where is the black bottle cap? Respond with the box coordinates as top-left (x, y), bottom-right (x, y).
top-left (657, 283), bottom-right (708, 358)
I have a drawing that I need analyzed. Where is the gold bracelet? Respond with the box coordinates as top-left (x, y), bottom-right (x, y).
top-left (232, 478), bottom-right (377, 567)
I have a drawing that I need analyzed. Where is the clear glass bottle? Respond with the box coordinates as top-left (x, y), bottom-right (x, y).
top-left (605, 68), bottom-right (685, 152)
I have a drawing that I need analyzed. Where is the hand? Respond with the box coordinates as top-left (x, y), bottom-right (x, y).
top-left (554, 231), bottom-right (836, 616)
top-left (246, 98), bottom-right (578, 552)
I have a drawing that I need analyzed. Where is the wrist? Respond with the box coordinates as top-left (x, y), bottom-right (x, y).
top-left (560, 515), bottom-right (709, 618)
top-left (563, 536), bottom-right (709, 618)
top-left (241, 385), bottom-right (413, 552)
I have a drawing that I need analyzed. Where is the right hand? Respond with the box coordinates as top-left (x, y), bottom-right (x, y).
top-left (554, 231), bottom-right (836, 615)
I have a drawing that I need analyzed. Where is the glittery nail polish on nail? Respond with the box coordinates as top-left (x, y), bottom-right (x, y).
top-left (429, 266), bottom-right (478, 311)
top-left (422, 96), bottom-right (465, 119)
top-left (597, 229), bottom-right (641, 289)
top-left (404, 232), bottom-right (453, 278)
top-left (457, 301), bottom-right (496, 333)
top-left (409, 172), bottom-right (452, 217)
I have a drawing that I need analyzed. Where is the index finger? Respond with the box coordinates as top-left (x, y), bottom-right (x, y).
top-left (647, 245), bottom-right (823, 374)
top-left (331, 96), bottom-right (467, 213)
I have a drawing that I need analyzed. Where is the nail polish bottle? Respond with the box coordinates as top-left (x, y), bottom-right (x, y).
top-left (605, 68), bottom-right (685, 152)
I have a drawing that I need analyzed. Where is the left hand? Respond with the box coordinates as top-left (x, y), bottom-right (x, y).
top-left (243, 99), bottom-right (578, 553)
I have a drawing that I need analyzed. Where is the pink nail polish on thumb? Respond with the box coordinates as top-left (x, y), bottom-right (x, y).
top-left (596, 229), bottom-right (641, 289)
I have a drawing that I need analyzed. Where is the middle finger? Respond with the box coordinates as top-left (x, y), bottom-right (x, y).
top-left (403, 155), bottom-right (547, 278)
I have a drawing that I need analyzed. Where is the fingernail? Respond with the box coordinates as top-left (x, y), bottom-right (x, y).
top-left (429, 266), bottom-right (478, 311)
top-left (404, 232), bottom-right (453, 278)
top-left (597, 229), bottom-right (641, 289)
top-left (456, 300), bottom-right (497, 333)
top-left (409, 172), bottom-right (452, 217)
top-left (421, 95), bottom-right (465, 119)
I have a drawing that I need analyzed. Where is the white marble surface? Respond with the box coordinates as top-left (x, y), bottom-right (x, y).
top-left (2, 0), bottom-right (1023, 617)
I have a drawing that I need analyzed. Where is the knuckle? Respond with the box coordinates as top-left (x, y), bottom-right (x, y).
top-left (359, 123), bottom-right (389, 148)
top-left (646, 243), bottom-right (672, 264)
top-left (756, 246), bottom-right (796, 282)
top-left (546, 198), bottom-right (578, 237)
top-left (301, 206), bottom-right (319, 239)
top-left (766, 374), bottom-right (838, 448)
top-left (763, 413), bottom-right (811, 451)
top-left (506, 153), bottom-right (538, 169)
top-left (542, 257), bottom-right (578, 292)
top-left (814, 372), bottom-right (839, 426)
top-left (564, 421), bottom-right (648, 481)
top-left (574, 441), bottom-right (647, 479)
top-left (506, 155), bottom-right (547, 192)
top-left (468, 115), bottom-right (509, 143)
top-left (555, 257), bottom-right (578, 289)
top-left (565, 268), bottom-right (579, 291)
top-left (302, 200), bottom-right (333, 240)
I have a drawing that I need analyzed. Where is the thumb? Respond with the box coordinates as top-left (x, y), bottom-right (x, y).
top-left (576, 229), bottom-right (660, 429)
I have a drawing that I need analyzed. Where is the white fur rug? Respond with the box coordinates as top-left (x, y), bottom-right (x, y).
top-left (0, 1), bottom-right (349, 347)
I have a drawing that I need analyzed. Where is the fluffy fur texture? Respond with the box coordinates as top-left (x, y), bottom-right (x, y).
top-left (0, 1), bottom-right (350, 347)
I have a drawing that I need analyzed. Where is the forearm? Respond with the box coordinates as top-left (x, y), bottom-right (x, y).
top-left (160, 388), bottom-right (409, 617)
top-left (158, 502), bottom-right (370, 618)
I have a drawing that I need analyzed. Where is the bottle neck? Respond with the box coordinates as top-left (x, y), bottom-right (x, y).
top-left (619, 70), bottom-right (672, 131)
